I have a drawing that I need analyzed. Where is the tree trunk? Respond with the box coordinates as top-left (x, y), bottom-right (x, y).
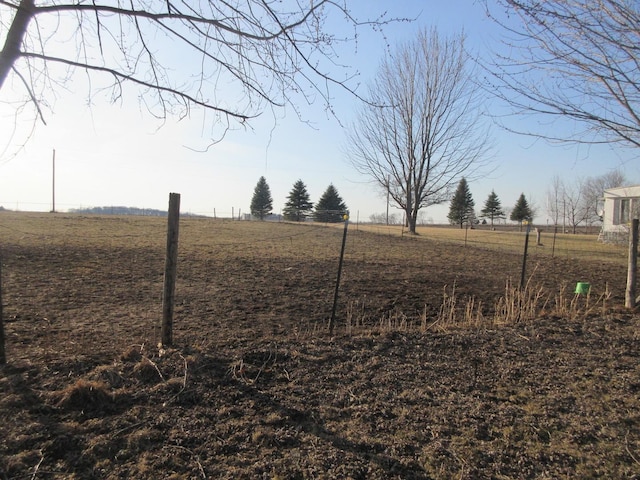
top-left (0, 256), bottom-right (5, 364)
top-left (407, 208), bottom-right (417, 234)
top-left (625, 219), bottom-right (638, 309)
top-left (0, 0), bottom-right (34, 89)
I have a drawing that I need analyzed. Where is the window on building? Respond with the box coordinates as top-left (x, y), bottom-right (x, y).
top-left (619, 198), bottom-right (630, 224)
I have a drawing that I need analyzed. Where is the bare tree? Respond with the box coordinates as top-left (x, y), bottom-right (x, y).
top-left (563, 178), bottom-right (589, 234)
top-left (483, 0), bottom-right (640, 148)
top-left (0, 0), bottom-right (399, 143)
top-left (345, 27), bottom-right (492, 234)
top-left (580, 169), bottom-right (628, 226)
top-left (546, 175), bottom-right (564, 229)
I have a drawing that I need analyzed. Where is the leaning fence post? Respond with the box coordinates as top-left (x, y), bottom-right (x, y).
top-left (161, 193), bottom-right (181, 346)
top-left (520, 222), bottom-right (531, 289)
top-left (329, 215), bottom-right (349, 335)
top-left (625, 218), bottom-right (638, 309)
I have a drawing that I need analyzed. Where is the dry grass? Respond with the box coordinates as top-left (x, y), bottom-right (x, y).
top-left (355, 222), bottom-right (628, 264)
top-left (0, 211), bottom-right (626, 263)
top-left (342, 277), bottom-right (616, 336)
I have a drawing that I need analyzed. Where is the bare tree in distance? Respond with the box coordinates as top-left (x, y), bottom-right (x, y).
top-left (345, 27), bottom-right (493, 234)
top-left (581, 169), bottom-right (628, 226)
top-left (546, 175), bottom-right (565, 230)
top-left (546, 170), bottom-right (627, 232)
top-left (483, 0), bottom-right (640, 149)
top-left (0, 0), bottom-right (404, 148)
top-left (563, 178), bottom-right (589, 234)
top-left (369, 212), bottom-right (401, 225)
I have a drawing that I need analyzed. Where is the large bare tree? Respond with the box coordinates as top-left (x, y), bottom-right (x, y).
top-left (345, 27), bottom-right (492, 234)
top-left (0, 0), bottom-right (397, 141)
top-left (483, 0), bottom-right (640, 148)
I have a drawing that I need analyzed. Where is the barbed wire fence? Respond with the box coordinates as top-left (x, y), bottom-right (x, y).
top-left (0, 208), bottom-right (635, 364)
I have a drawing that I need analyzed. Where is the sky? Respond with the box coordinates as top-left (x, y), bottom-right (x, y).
top-left (0, 0), bottom-right (638, 224)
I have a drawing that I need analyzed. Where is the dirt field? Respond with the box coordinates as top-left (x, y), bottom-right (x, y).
top-left (1, 213), bottom-right (639, 479)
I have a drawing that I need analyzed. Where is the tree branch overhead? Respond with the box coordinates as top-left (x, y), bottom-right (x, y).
top-left (0, 0), bottom-right (403, 136)
top-left (483, 0), bottom-right (640, 149)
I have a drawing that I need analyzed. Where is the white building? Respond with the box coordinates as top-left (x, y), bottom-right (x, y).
top-left (600, 185), bottom-right (640, 242)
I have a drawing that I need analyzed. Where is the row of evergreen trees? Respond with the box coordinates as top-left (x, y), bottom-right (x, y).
top-left (447, 177), bottom-right (533, 228)
top-left (250, 177), bottom-right (348, 223)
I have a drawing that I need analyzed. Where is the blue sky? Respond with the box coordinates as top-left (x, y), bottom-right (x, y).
top-left (0, 0), bottom-right (637, 223)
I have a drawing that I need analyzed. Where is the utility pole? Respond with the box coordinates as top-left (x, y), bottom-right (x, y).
top-left (51, 149), bottom-right (56, 213)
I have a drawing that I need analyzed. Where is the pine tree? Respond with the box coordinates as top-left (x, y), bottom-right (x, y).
top-left (250, 176), bottom-right (273, 220)
top-left (510, 193), bottom-right (533, 230)
top-left (283, 179), bottom-right (313, 222)
top-left (314, 184), bottom-right (348, 223)
top-left (447, 178), bottom-right (475, 228)
top-left (480, 190), bottom-right (505, 226)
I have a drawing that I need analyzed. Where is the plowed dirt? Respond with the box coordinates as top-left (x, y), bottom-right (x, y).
top-left (1, 214), bottom-right (639, 479)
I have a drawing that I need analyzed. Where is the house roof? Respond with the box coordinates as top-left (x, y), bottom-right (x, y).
top-left (603, 185), bottom-right (640, 198)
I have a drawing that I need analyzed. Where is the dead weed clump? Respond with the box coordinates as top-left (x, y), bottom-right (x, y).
top-left (343, 278), bottom-right (617, 335)
top-left (133, 357), bottom-right (165, 384)
top-left (53, 379), bottom-right (114, 412)
top-left (89, 364), bottom-right (126, 389)
top-left (550, 282), bottom-right (613, 320)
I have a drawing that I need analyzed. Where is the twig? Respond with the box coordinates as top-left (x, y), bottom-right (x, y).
top-left (626, 431), bottom-right (640, 466)
top-left (163, 353), bottom-right (188, 407)
top-left (111, 420), bottom-right (148, 438)
top-left (31, 451), bottom-right (44, 480)
top-left (228, 359), bottom-right (247, 381)
top-left (253, 349), bottom-right (274, 383)
top-left (142, 356), bottom-right (165, 382)
top-left (180, 353), bottom-right (188, 388)
top-left (165, 445), bottom-right (206, 479)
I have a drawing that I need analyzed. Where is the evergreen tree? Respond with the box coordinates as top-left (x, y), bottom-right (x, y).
top-left (314, 184), bottom-right (348, 223)
top-left (510, 193), bottom-right (533, 230)
top-left (447, 178), bottom-right (475, 228)
top-left (480, 190), bottom-right (505, 226)
top-left (250, 176), bottom-right (273, 220)
top-left (283, 179), bottom-right (313, 222)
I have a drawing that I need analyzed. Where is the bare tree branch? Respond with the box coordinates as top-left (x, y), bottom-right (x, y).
top-left (483, 0), bottom-right (640, 149)
top-left (10, 64), bottom-right (46, 123)
top-left (0, 0), bottom-right (406, 147)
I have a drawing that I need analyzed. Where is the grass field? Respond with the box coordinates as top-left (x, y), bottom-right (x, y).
top-left (357, 222), bottom-right (628, 264)
top-left (0, 212), bottom-right (639, 479)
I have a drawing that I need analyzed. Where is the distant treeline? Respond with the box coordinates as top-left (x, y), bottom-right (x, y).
top-left (68, 206), bottom-right (204, 217)
top-left (69, 206), bottom-right (167, 216)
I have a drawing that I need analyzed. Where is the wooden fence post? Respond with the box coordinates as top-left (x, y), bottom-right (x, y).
top-left (161, 193), bottom-right (181, 346)
top-left (520, 222), bottom-right (531, 289)
top-left (625, 218), bottom-right (638, 309)
top-left (329, 215), bottom-right (349, 336)
top-left (0, 256), bottom-right (5, 364)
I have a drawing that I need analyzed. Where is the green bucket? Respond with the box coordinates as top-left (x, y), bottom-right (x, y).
top-left (575, 282), bottom-right (591, 295)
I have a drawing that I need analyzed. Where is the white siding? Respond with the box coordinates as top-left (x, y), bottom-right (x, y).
top-left (602, 185), bottom-right (640, 236)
